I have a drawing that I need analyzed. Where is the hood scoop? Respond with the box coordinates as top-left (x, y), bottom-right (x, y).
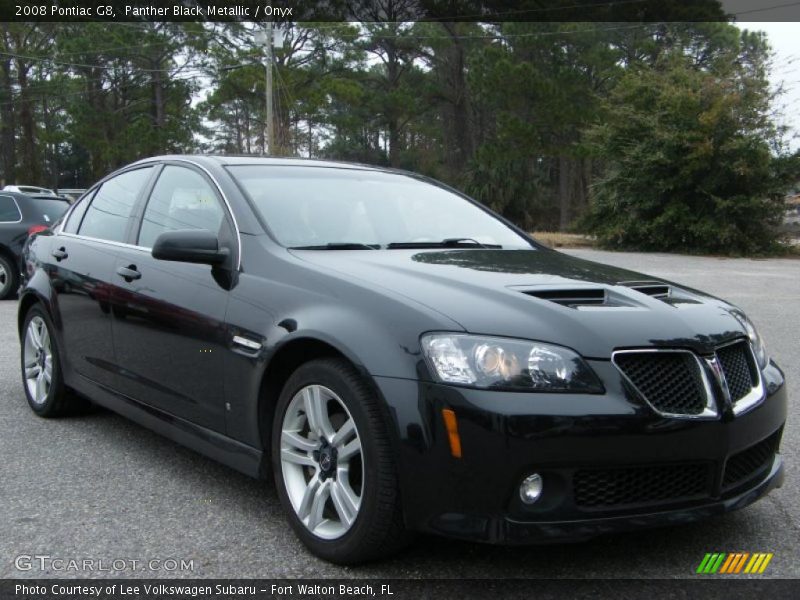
top-left (522, 288), bottom-right (607, 307)
top-left (515, 283), bottom-right (670, 311)
top-left (619, 280), bottom-right (671, 299)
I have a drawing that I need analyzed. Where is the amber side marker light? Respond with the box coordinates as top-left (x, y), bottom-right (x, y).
top-left (442, 408), bottom-right (462, 458)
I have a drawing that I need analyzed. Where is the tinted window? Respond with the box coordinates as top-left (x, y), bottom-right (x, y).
top-left (78, 168), bottom-right (153, 243)
top-left (30, 199), bottom-right (69, 224)
top-left (138, 166), bottom-right (225, 248)
top-left (227, 166), bottom-right (531, 249)
top-left (0, 195), bottom-right (21, 222)
top-left (63, 190), bottom-right (95, 234)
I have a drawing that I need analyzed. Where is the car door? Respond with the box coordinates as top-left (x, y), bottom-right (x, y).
top-left (108, 164), bottom-right (233, 431)
top-left (48, 166), bottom-right (156, 388)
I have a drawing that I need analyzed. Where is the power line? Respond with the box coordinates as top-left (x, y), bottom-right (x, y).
top-left (0, 49), bottom-right (207, 73)
top-left (339, 23), bottom-right (651, 40)
top-left (54, 40), bottom-right (182, 57)
top-left (733, 1), bottom-right (800, 16)
top-left (0, 21), bottom-right (730, 77)
top-left (0, 71), bottom-right (205, 109)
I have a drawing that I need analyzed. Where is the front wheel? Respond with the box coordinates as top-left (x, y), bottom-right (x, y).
top-left (271, 358), bottom-right (410, 564)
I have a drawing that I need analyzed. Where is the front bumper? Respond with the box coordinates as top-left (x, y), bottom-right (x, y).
top-left (374, 360), bottom-right (787, 544)
top-left (432, 454), bottom-right (784, 544)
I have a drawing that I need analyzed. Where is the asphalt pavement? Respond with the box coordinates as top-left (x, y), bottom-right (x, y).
top-left (0, 249), bottom-right (797, 579)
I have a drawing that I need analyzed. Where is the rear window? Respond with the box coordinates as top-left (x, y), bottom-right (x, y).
top-left (0, 195), bottom-right (21, 222)
top-left (30, 199), bottom-right (69, 224)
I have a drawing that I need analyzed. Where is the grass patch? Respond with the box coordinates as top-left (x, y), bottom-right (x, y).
top-left (531, 231), bottom-right (598, 249)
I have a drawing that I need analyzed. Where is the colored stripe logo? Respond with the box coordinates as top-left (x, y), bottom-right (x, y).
top-left (696, 552), bottom-right (773, 574)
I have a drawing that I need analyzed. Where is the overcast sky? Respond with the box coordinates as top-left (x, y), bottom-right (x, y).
top-left (738, 22), bottom-right (800, 151)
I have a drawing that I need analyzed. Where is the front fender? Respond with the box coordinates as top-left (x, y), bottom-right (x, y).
top-left (221, 257), bottom-right (459, 451)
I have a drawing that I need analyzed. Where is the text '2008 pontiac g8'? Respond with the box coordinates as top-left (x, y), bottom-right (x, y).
top-left (18, 156), bottom-right (786, 563)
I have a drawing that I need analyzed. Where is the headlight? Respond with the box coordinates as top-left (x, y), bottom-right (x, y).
top-left (421, 333), bottom-right (603, 392)
top-left (729, 309), bottom-right (769, 369)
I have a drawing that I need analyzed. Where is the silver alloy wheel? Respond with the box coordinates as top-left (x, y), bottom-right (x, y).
top-left (280, 384), bottom-right (364, 540)
top-left (0, 261), bottom-right (8, 293)
top-left (23, 316), bottom-right (53, 405)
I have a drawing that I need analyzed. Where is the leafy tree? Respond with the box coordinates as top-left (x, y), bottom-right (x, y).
top-left (54, 22), bottom-right (205, 179)
top-left (1, 18), bottom-right (797, 255)
top-left (582, 30), bottom-right (796, 254)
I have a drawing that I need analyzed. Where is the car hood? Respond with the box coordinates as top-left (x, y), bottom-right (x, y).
top-left (290, 248), bottom-right (746, 358)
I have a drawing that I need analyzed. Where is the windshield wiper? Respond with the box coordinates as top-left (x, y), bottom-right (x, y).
top-left (386, 238), bottom-right (501, 249)
top-left (289, 242), bottom-right (381, 250)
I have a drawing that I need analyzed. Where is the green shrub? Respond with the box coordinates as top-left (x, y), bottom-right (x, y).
top-left (582, 51), bottom-right (797, 255)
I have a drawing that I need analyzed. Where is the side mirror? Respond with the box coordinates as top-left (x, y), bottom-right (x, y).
top-left (151, 230), bottom-right (229, 266)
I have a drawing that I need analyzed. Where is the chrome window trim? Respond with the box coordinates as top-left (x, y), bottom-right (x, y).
top-left (59, 231), bottom-right (151, 253)
top-left (611, 348), bottom-right (720, 420)
top-left (57, 159), bottom-right (243, 271)
top-left (0, 194), bottom-right (23, 223)
top-left (714, 337), bottom-right (766, 416)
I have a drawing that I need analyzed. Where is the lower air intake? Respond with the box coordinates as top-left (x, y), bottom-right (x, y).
top-left (723, 430), bottom-right (781, 489)
top-left (574, 463), bottom-right (709, 509)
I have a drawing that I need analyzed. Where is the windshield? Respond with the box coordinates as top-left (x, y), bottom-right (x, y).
top-left (30, 198), bottom-right (69, 223)
top-left (227, 166), bottom-right (533, 249)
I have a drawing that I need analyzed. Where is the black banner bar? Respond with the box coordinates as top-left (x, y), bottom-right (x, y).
top-left (2, 0), bottom-right (800, 23)
top-left (3, 579), bottom-right (800, 600)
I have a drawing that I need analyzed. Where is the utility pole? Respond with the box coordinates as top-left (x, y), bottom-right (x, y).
top-left (264, 20), bottom-right (274, 156)
top-left (255, 21), bottom-right (282, 156)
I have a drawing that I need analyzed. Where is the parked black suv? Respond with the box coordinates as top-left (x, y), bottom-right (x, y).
top-left (0, 192), bottom-right (69, 299)
top-left (18, 156), bottom-right (786, 563)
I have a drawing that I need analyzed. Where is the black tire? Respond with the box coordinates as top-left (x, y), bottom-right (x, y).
top-left (271, 358), bottom-right (411, 564)
top-left (0, 254), bottom-right (18, 300)
top-left (20, 305), bottom-right (88, 417)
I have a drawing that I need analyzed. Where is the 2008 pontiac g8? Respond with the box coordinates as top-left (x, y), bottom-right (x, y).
top-left (18, 156), bottom-right (786, 564)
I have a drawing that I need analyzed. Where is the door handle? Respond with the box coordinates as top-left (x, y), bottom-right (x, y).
top-left (51, 247), bottom-right (68, 261)
top-left (116, 265), bottom-right (141, 282)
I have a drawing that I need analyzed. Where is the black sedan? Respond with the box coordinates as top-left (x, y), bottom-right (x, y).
top-left (0, 192), bottom-right (69, 299)
top-left (18, 156), bottom-right (786, 564)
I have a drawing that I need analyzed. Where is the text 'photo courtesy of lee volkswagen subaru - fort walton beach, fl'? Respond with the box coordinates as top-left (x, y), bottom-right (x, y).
top-left (16, 155), bottom-right (786, 564)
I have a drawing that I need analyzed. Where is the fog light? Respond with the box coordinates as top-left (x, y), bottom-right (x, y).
top-left (519, 473), bottom-right (543, 504)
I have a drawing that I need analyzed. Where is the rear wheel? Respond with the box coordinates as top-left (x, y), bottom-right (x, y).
top-left (20, 305), bottom-right (87, 417)
top-left (0, 254), bottom-right (17, 300)
top-left (272, 358), bottom-right (410, 564)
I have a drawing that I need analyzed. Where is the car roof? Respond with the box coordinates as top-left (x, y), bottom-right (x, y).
top-left (130, 154), bottom-right (389, 173)
top-left (0, 190), bottom-right (30, 200)
top-left (4, 185), bottom-right (52, 191)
